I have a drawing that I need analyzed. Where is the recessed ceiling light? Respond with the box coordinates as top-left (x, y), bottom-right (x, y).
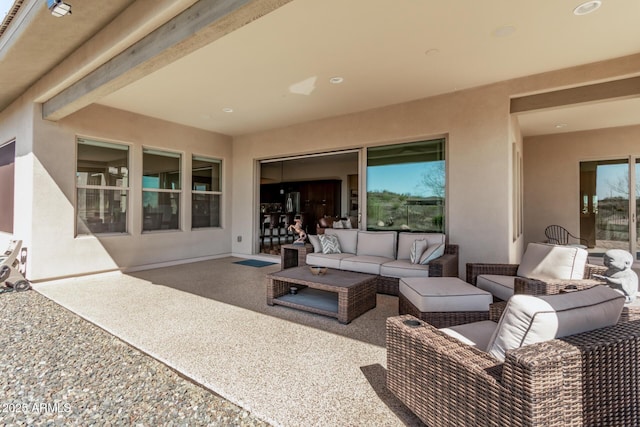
top-left (329, 76), bottom-right (344, 84)
top-left (492, 25), bottom-right (517, 38)
top-left (555, 123), bottom-right (568, 129)
top-left (573, 1), bottom-right (602, 15)
top-left (222, 107), bottom-right (234, 113)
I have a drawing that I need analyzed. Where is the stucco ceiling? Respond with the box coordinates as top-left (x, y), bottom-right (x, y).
top-left (3, 0), bottom-right (640, 137)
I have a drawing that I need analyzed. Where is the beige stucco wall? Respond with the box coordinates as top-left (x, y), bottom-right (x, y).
top-left (25, 104), bottom-right (233, 280)
top-left (232, 82), bottom-right (517, 273)
top-left (0, 96), bottom-right (36, 255)
top-left (523, 124), bottom-right (640, 246)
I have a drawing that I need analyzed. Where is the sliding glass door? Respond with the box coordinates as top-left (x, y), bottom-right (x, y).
top-left (580, 157), bottom-right (639, 259)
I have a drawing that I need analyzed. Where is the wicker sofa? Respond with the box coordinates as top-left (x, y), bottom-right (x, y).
top-left (387, 286), bottom-right (640, 427)
top-left (306, 229), bottom-right (458, 295)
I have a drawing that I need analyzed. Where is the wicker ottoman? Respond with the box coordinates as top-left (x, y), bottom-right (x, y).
top-left (399, 277), bottom-right (492, 328)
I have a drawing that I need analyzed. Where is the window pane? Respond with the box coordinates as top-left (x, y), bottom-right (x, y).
top-left (143, 149), bottom-right (181, 190)
top-left (143, 191), bottom-right (180, 231)
top-left (366, 139), bottom-right (445, 232)
top-left (77, 140), bottom-right (128, 187)
top-left (192, 157), bottom-right (221, 192)
top-left (77, 188), bottom-right (127, 234)
top-left (580, 159), bottom-right (629, 255)
top-left (0, 141), bottom-right (15, 233)
top-left (76, 139), bottom-right (129, 235)
top-left (192, 193), bottom-right (220, 228)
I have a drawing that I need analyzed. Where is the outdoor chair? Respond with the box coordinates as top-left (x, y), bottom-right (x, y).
top-left (544, 224), bottom-right (588, 248)
top-left (387, 286), bottom-right (640, 427)
top-left (466, 242), bottom-right (602, 300)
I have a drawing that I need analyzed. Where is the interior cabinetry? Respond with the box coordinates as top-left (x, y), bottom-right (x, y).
top-left (260, 179), bottom-right (341, 232)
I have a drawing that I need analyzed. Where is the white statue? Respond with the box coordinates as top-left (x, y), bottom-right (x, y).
top-left (288, 218), bottom-right (307, 245)
top-left (593, 249), bottom-right (638, 303)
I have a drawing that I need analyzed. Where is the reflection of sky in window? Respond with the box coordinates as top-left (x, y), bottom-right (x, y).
top-left (367, 162), bottom-right (442, 197)
top-left (142, 176), bottom-right (159, 189)
top-left (597, 163), bottom-right (630, 199)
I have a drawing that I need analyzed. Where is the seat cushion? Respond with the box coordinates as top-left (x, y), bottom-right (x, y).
top-left (340, 255), bottom-right (392, 275)
top-left (399, 277), bottom-right (492, 312)
top-left (380, 260), bottom-right (430, 278)
top-left (397, 232), bottom-right (446, 260)
top-left (476, 274), bottom-right (515, 301)
top-left (517, 242), bottom-right (588, 280)
top-left (356, 231), bottom-right (397, 259)
top-left (306, 253), bottom-right (353, 269)
top-left (486, 285), bottom-right (624, 361)
top-left (440, 320), bottom-right (498, 350)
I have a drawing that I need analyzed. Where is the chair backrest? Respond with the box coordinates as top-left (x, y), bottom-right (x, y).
top-left (486, 285), bottom-right (624, 361)
top-left (517, 242), bottom-right (588, 280)
top-left (545, 225), bottom-right (570, 245)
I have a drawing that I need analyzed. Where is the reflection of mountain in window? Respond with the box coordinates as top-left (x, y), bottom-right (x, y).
top-left (366, 139), bottom-right (446, 232)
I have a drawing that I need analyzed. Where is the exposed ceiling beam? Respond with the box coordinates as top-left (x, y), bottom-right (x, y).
top-left (511, 76), bottom-right (640, 113)
top-left (42, 0), bottom-right (291, 121)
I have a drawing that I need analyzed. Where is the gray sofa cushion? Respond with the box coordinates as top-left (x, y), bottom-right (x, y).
top-left (306, 253), bottom-right (353, 269)
top-left (356, 231), bottom-right (396, 258)
top-left (380, 260), bottom-right (430, 278)
top-left (340, 255), bottom-right (393, 275)
top-left (325, 229), bottom-right (358, 254)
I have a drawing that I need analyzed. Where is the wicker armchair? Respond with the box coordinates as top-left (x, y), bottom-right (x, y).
top-left (467, 262), bottom-right (606, 297)
top-left (387, 313), bottom-right (640, 427)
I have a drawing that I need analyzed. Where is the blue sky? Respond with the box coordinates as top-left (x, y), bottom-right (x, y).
top-left (595, 162), bottom-right (640, 199)
top-left (1, 0), bottom-right (14, 17)
top-left (367, 162), bottom-right (443, 197)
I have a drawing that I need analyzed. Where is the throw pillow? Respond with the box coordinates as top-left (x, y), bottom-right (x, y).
top-left (342, 219), bottom-right (352, 229)
top-left (410, 239), bottom-right (429, 264)
top-left (319, 234), bottom-right (342, 254)
top-left (332, 220), bottom-right (344, 229)
top-left (419, 243), bottom-right (445, 264)
top-left (308, 234), bottom-right (322, 253)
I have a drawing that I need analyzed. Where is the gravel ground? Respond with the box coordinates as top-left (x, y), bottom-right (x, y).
top-left (0, 290), bottom-right (270, 427)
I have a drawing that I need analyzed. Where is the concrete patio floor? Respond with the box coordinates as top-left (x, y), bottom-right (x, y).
top-left (33, 257), bottom-right (423, 426)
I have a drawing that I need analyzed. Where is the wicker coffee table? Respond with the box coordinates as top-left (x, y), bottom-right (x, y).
top-left (266, 266), bottom-right (377, 324)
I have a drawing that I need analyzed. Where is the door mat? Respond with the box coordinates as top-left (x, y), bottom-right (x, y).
top-left (233, 259), bottom-right (278, 268)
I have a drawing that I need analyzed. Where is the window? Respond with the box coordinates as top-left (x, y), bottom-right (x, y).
top-left (143, 148), bottom-right (181, 231)
top-left (76, 138), bottom-right (129, 235)
top-left (0, 141), bottom-right (15, 233)
top-left (580, 158), bottom-right (640, 259)
top-left (366, 139), bottom-right (446, 232)
top-left (192, 156), bottom-right (222, 228)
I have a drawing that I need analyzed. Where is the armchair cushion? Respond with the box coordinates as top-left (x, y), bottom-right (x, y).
top-left (516, 242), bottom-right (588, 280)
top-left (441, 285), bottom-right (624, 362)
top-left (476, 274), bottom-right (515, 301)
top-left (440, 320), bottom-right (497, 350)
top-left (486, 285), bottom-right (624, 361)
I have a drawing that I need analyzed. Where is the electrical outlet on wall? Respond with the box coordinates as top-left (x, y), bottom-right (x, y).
top-left (237, 236), bottom-right (242, 242)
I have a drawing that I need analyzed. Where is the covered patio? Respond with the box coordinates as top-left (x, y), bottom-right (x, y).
top-left (30, 257), bottom-right (420, 426)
